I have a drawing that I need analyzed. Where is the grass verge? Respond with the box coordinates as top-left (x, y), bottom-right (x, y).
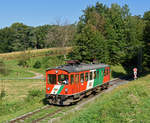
top-left (56, 74), bottom-right (150, 123)
top-left (0, 88), bottom-right (45, 122)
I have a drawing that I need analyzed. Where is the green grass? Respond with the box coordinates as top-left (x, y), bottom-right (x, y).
top-left (0, 54), bottom-right (66, 79)
top-left (26, 55), bottom-right (66, 75)
top-left (0, 87), bottom-right (46, 122)
top-left (56, 74), bottom-right (150, 123)
top-left (0, 60), bottom-right (35, 79)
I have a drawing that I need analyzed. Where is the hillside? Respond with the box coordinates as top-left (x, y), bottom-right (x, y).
top-left (0, 47), bottom-right (71, 60)
top-left (57, 74), bottom-right (150, 123)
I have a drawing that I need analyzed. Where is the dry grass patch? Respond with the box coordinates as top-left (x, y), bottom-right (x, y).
top-left (0, 80), bottom-right (45, 101)
top-left (0, 47), bottom-right (71, 60)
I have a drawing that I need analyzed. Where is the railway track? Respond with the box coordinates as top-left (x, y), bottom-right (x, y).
top-left (9, 105), bottom-right (52, 123)
top-left (9, 77), bottom-right (131, 123)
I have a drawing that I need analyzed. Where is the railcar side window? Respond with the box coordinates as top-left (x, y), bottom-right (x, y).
top-left (90, 72), bottom-right (93, 80)
top-left (48, 74), bottom-right (56, 84)
top-left (75, 74), bottom-right (79, 83)
top-left (101, 70), bottom-right (104, 76)
top-left (80, 73), bottom-right (84, 82)
top-left (85, 72), bottom-right (88, 81)
top-left (94, 71), bottom-right (96, 79)
top-left (70, 74), bottom-right (74, 84)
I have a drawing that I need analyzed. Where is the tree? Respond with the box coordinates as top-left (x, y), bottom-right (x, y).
top-left (31, 25), bottom-right (52, 49)
top-left (143, 11), bottom-right (150, 71)
top-left (68, 2), bottom-right (144, 74)
top-left (46, 20), bottom-right (76, 48)
top-left (68, 24), bottom-right (108, 62)
top-left (10, 23), bottom-right (33, 51)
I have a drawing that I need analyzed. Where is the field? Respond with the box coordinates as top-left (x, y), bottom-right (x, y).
top-left (0, 48), bottom-right (68, 122)
top-left (56, 74), bottom-right (150, 123)
top-left (0, 65), bottom-right (126, 122)
top-left (0, 48), bottom-right (128, 122)
top-left (0, 47), bottom-right (71, 60)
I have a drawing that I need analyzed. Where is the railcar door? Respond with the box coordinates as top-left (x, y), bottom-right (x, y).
top-left (70, 73), bottom-right (79, 94)
top-left (97, 68), bottom-right (105, 85)
top-left (70, 74), bottom-right (75, 94)
top-left (74, 73), bottom-right (79, 93)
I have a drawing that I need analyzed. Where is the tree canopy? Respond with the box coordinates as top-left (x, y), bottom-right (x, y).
top-left (68, 2), bottom-right (147, 73)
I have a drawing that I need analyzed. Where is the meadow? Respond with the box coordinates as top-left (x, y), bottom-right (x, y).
top-left (0, 48), bottom-right (67, 122)
top-left (56, 74), bottom-right (150, 123)
top-left (0, 48), bottom-right (127, 122)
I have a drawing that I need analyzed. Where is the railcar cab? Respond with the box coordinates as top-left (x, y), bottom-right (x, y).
top-left (46, 69), bottom-right (70, 95)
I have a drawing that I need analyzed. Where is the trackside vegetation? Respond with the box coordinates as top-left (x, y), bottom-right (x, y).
top-left (56, 74), bottom-right (150, 123)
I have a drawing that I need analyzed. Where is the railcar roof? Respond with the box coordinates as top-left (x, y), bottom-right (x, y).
top-left (46, 63), bottom-right (109, 73)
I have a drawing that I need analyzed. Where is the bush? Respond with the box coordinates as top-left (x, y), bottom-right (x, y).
top-left (33, 60), bottom-right (41, 69)
top-left (45, 51), bottom-right (52, 56)
top-left (18, 51), bottom-right (31, 67)
top-left (18, 59), bottom-right (28, 67)
top-left (26, 89), bottom-right (42, 101)
top-left (0, 89), bottom-right (6, 100)
top-left (0, 59), bottom-right (9, 76)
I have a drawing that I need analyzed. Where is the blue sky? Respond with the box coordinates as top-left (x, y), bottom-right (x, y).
top-left (0, 0), bottom-right (149, 28)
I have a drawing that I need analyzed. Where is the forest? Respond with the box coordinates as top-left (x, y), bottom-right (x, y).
top-left (0, 2), bottom-right (150, 73)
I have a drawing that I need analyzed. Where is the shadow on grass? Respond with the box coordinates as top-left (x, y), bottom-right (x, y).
top-left (111, 70), bottom-right (127, 78)
top-left (138, 70), bottom-right (150, 78)
top-left (42, 98), bottom-right (49, 105)
top-left (112, 70), bottom-right (134, 81)
top-left (112, 69), bottom-right (150, 81)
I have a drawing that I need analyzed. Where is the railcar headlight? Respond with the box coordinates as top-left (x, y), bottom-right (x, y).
top-left (65, 88), bottom-right (68, 92)
top-left (47, 87), bottom-right (50, 91)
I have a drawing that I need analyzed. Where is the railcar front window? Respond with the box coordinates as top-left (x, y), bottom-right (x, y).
top-left (48, 74), bottom-right (56, 84)
top-left (58, 74), bottom-right (68, 84)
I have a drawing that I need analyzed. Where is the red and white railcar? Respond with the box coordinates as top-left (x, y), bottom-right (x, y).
top-left (46, 62), bottom-right (110, 105)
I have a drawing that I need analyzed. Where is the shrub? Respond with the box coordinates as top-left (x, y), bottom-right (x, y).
top-left (17, 51), bottom-right (31, 67)
top-left (33, 60), bottom-right (41, 69)
top-left (26, 89), bottom-right (43, 102)
top-left (0, 59), bottom-right (9, 76)
top-left (45, 51), bottom-right (52, 56)
top-left (0, 89), bottom-right (6, 100)
top-left (18, 59), bottom-right (28, 67)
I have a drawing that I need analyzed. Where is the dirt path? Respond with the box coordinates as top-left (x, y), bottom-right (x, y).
top-left (24, 71), bottom-right (44, 80)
